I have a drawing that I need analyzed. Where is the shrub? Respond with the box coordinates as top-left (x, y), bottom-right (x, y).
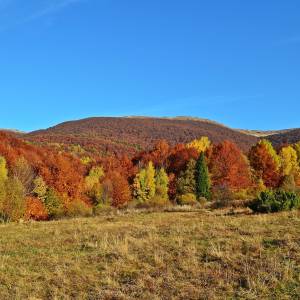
top-left (211, 184), bottom-right (234, 208)
top-left (177, 193), bottom-right (198, 206)
top-left (149, 195), bottom-right (171, 208)
top-left (249, 190), bottom-right (300, 213)
top-left (198, 196), bottom-right (207, 208)
top-left (25, 197), bottom-right (48, 221)
top-left (132, 196), bottom-right (171, 209)
top-left (93, 203), bottom-right (113, 215)
top-left (66, 200), bottom-right (93, 218)
top-left (232, 189), bottom-right (250, 200)
top-left (280, 174), bottom-right (296, 192)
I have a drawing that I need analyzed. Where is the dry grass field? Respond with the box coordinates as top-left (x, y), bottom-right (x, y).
top-left (0, 209), bottom-right (300, 299)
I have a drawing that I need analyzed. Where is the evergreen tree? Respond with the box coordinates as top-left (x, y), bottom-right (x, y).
top-left (177, 159), bottom-right (196, 195)
top-left (195, 152), bottom-right (211, 200)
top-left (155, 167), bottom-right (169, 200)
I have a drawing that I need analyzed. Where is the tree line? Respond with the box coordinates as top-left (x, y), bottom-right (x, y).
top-left (0, 131), bottom-right (300, 221)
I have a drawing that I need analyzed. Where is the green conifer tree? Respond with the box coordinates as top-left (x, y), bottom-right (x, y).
top-left (195, 152), bottom-right (211, 200)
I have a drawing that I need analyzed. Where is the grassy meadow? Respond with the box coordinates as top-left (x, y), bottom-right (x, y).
top-left (0, 209), bottom-right (300, 299)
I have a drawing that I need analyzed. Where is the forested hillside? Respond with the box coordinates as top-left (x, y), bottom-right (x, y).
top-left (25, 117), bottom-right (259, 155)
top-left (268, 128), bottom-right (300, 147)
top-left (1, 128), bottom-right (300, 222)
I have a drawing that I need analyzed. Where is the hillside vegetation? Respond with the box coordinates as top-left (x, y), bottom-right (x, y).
top-left (1, 129), bottom-right (300, 222)
top-left (269, 128), bottom-right (300, 147)
top-left (0, 210), bottom-right (299, 299)
top-left (25, 117), bottom-right (259, 155)
top-left (1, 120), bottom-right (300, 299)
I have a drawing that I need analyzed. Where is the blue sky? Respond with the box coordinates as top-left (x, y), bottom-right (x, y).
top-left (0, 0), bottom-right (299, 131)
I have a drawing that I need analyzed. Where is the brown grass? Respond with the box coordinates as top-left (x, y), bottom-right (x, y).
top-left (0, 210), bottom-right (299, 299)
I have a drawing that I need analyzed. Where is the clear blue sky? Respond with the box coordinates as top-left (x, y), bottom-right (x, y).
top-left (0, 0), bottom-right (299, 131)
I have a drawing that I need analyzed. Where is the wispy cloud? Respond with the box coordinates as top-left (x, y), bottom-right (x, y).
top-left (25, 0), bottom-right (84, 22)
top-left (0, 0), bottom-right (85, 32)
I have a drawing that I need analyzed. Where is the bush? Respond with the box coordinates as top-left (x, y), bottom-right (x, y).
top-left (280, 175), bottom-right (296, 192)
top-left (93, 203), bottom-right (114, 215)
top-left (149, 195), bottom-right (171, 208)
top-left (132, 196), bottom-right (171, 209)
top-left (198, 196), bottom-right (207, 208)
top-left (66, 200), bottom-right (93, 218)
top-left (211, 185), bottom-right (234, 208)
top-left (177, 193), bottom-right (198, 206)
top-left (232, 189), bottom-right (250, 200)
top-left (249, 190), bottom-right (300, 213)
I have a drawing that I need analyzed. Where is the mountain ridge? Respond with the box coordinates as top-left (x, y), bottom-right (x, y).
top-left (2, 116), bottom-right (300, 156)
top-left (24, 116), bottom-right (258, 155)
top-left (27, 116), bottom-right (296, 137)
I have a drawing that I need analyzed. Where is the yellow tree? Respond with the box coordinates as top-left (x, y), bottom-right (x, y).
top-left (259, 139), bottom-right (280, 170)
top-left (187, 137), bottom-right (211, 154)
top-left (294, 142), bottom-right (300, 165)
top-left (85, 166), bottom-right (105, 204)
top-left (279, 146), bottom-right (299, 176)
top-left (155, 167), bottom-right (169, 200)
top-left (0, 156), bottom-right (8, 211)
top-left (133, 161), bottom-right (156, 202)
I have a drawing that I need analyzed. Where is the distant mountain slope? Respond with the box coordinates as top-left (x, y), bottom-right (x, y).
top-left (25, 117), bottom-right (258, 155)
top-left (268, 128), bottom-right (300, 146)
top-left (237, 129), bottom-right (293, 138)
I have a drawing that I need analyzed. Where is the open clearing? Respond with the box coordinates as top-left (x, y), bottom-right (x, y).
top-left (0, 210), bottom-right (300, 299)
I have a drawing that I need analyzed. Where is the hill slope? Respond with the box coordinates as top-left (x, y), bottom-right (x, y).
top-left (268, 128), bottom-right (300, 147)
top-left (26, 117), bottom-right (258, 155)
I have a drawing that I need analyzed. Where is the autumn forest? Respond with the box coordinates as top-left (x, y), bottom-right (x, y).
top-left (1, 122), bottom-right (300, 222)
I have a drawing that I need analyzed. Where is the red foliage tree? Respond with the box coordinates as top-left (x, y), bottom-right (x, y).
top-left (141, 140), bottom-right (171, 168)
top-left (248, 143), bottom-right (281, 188)
top-left (209, 141), bottom-right (252, 190)
top-left (104, 171), bottom-right (131, 208)
top-left (167, 144), bottom-right (198, 176)
top-left (167, 173), bottom-right (177, 201)
top-left (0, 132), bottom-right (87, 201)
